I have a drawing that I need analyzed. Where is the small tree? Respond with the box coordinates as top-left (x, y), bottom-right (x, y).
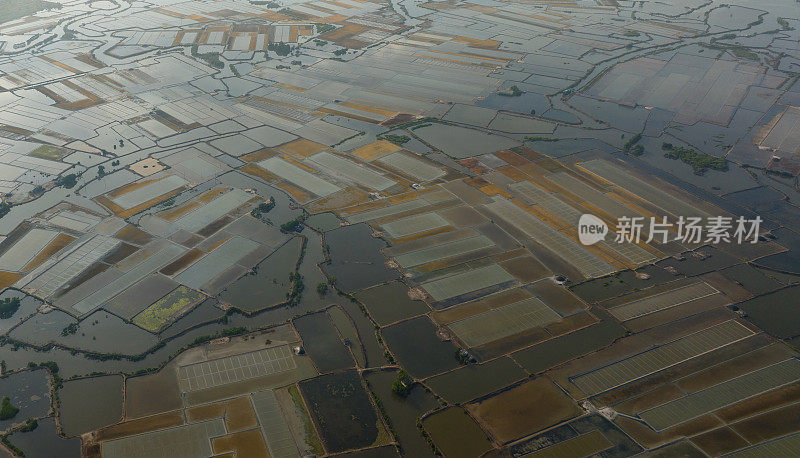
top-left (391, 370), bottom-right (413, 398)
top-left (0, 397), bottom-right (19, 421)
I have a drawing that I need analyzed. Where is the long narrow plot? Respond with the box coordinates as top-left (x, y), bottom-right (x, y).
top-left (15, 234), bottom-right (120, 299)
top-left (525, 431), bottom-right (613, 458)
top-left (378, 151), bottom-right (445, 182)
top-left (394, 235), bottom-right (494, 268)
top-left (571, 320), bottom-right (754, 396)
top-left (640, 359), bottom-right (800, 431)
top-left (381, 212), bottom-right (450, 238)
top-left (0, 228), bottom-right (59, 272)
top-left (251, 390), bottom-right (298, 458)
top-left (448, 296), bottom-right (561, 347)
top-left (257, 156), bottom-right (341, 197)
top-left (508, 181), bottom-right (653, 265)
top-left (484, 197), bottom-right (614, 278)
top-left (174, 236), bottom-right (259, 290)
top-left (578, 159), bottom-right (707, 218)
top-left (173, 188), bottom-right (253, 233)
top-left (545, 172), bottom-right (641, 220)
top-left (111, 175), bottom-right (188, 209)
top-left (345, 199), bottom-right (431, 224)
top-left (72, 242), bottom-right (185, 315)
top-left (421, 264), bottom-right (515, 301)
top-left (307, 151), bottom-right (396, 191)
top-left (609, 282), bottom-right (719, 321)
top-left (724, 431), bottom-right (800, 458)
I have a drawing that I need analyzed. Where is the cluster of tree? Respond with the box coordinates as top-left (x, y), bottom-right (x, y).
top-left (379, 134), bottom-right (410, 146)
top-left (268, 42), bottom-right (292, 56)
top-left (662, 142), bottom-right (728, 175)
top-left (0, 397), bottom-right (19, 421)
top-left (56, 173), bottom-right (78, 189)
top-left (315, 23), bottom-right (336, 34)
top-left (287, 271), bottom-right (304, 304)
top-left (250, 197), bottom-right (275, 218)
top-left (61, 322), bottom-right (79, 337)
top-left (280, 217), bottom-right (304, 233)
top-left (623, 133), bottom-right (644, 156)
top-left (0, 298), bottom-right (21, 320)
top-left (391, 370), bottom-right (413, 397)
top-left (499, 85), bottom-right (523, 97)
top-left (0, 202), bottom-right (9, 219)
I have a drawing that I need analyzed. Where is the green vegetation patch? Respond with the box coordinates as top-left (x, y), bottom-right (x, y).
top-left (132, 286), bottom-right (204, 332)
top-left (379, 134), bottom-right (410, 146)
top-left (0, 397), bottom-right (19, 421)
top-left (662, 142), bottom-right (728, 175)
top-left (29, 145), bottom-right (71, 161)
top-left (0, 202), bottom-right (10, 220)
top-left (0, 297), bottom-right (21, 319)
top-left (56, 173), bottom-right (78, 189)
top-left (623, 133), bottom-right (644, 155)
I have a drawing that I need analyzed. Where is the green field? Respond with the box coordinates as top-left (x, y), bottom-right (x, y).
top-left (132, 286), bottom-right (204, 332)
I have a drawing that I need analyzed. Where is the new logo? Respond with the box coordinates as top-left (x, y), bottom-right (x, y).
top-left (578, 214), bottom-right (608, 246)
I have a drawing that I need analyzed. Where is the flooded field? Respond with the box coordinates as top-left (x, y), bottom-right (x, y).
top-left (323, 224), bottom-right (398, 292)
top-left (0, 0), bottom-right (797, 454)
top-left (293, 311), bottom-right (354, 372)
top-left (59, 375), bottom-right (123, 437)
top-left (382, 317), bottom-right (459, 378)
top-left (0, 369), bottom-right (51, 430)
top-left (299, 370), bottom-right (385, 453)
top-left (422, 407), bottom-right (492, 458)
top-left (365, 369), bottom-right (439, 457)
top-left (355, 282), bottom-right (431, 326)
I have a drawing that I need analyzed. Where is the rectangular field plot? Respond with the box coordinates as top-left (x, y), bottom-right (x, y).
top-left (527, 431), bottom-right (613, 458)
top-left (509, 180), bottom-right (583, 227)
top-left (578, 159), bottom-right (707, 218)
top-left (377, 152), bottom-right (445, 182)
top-left (257, 156), bottom-right (340, 197)
top-left (609, 282), bottom-right (719, 321)
top-left (448, 297), bottom-right (561, 347)
top-left (545, 172), bottom-right (640, 220)
top-left (16, 235), bottom-right (120, 298)
top-left (421, 264), bottom-right (515, 301)
top-left (394, 235), bottom-right (494, 268)
top-left (485, 197), bottom-right (614, 278)
top-left (172, 189), bottom-right (253, 233)
top-left (0, 228), bottom-right (58, 272)
top-left (102, 419), bottom-right (225, 458)
top-left (640, 359), bottom-right (800, 431)
top-left (345, 199), bottom-right (430, 224)
top-left (762, 107), bottom-right (800, 153)
top-left (571, 320), bottom-right (753, 396)
top-left (307, 151), bottom-right (396, 191)
top-left (111, 175), bottom-right (188, 209)
top-left (178, 345), bottom-right (296, 393)
top-left (509, 181), bottom-right (653, 265)
top-left (174, 236), bottom-right (259, 290)
top-left (251, 390), bottom-right (298, 458)
top-left (132, 286), bottom-right (204, 332)
top-left (725, 431), bottom-right (800, 458)
top-left (72, 242), bottom-right (185, 315)
top-left (382, 212), bottom-right (449, 238)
